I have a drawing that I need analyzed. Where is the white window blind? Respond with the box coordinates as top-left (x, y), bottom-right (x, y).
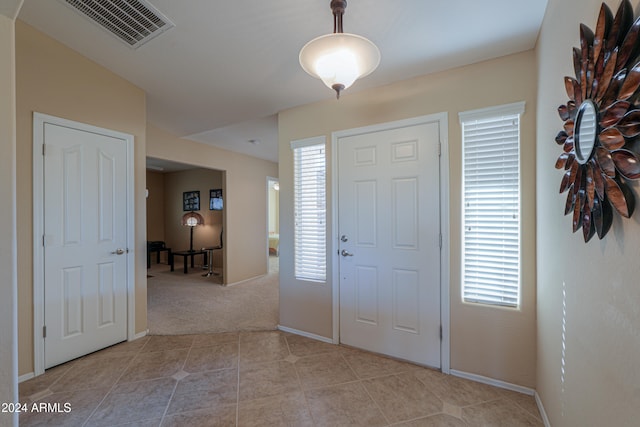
top-left (291, 137), bottom-right (326, 282)
top-left (459, 102), bottom-right (524, 308)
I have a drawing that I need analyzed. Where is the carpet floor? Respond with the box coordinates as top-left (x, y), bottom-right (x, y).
top-left (146, 257), bottom-right (279, 335)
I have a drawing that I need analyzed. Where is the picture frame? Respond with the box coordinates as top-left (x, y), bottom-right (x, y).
top-left (183, 191), bottom-right (200, 211)
top-left (210, 189), bottom-right (223, 210)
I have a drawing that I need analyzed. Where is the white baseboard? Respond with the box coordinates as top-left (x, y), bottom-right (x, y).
top-left (535, 391), bottom-right (551, 427)
top-left (132, 329), bottom-right (148, 340)
top-left (18, 372), bottom-right (35, 383)
top-left (450, 369), bottom-right (535, 395)
top-left (277, 325), bottom-right (334, 344)
top-left (226, 274), bottom-right (265, 287)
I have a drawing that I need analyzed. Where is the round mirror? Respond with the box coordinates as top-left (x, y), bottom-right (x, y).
top-left (574, 100), bottom-right (598, 164)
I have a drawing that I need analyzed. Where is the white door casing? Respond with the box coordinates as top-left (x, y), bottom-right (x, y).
top-left (333, 114), bottom-right (450, 369)
top-left (33, 113), bottom-right (135, 374)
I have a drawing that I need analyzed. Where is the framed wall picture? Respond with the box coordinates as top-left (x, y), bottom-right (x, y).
top-left (183, 191), bottom-right (200, 211)
top-left (210, 189), bottom-right (223, 210)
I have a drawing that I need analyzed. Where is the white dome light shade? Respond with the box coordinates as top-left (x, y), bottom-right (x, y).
top-left (299, 32), bottom-right (380, 98)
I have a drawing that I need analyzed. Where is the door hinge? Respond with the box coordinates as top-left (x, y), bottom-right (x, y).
top-left (439, 325), bottom-right (442, 341)
top-left (42, 144), bottom-right (45, 156)
top-left (438, 141), bottom-right (442, 157)
top-left (439, 233), bottom-right (442, 249)
top-left (43, 325), bottom-right (47, 338)
top-left (42, 235), bottom-right (45, 247)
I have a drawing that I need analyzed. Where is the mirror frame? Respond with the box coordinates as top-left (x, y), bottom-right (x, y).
top-left (555, 0), bottom-right (640, 242)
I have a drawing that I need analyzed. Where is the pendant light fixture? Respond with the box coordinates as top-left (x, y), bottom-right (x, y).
top-left (299, 0), bottom-right (380, 99)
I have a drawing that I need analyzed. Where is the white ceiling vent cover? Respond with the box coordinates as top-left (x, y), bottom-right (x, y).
top-left (60, 0), bottom-right (174, 49)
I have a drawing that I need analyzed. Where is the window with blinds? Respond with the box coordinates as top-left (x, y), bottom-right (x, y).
top-left (459, 102), bottom-right (525, 308)
top-left (291, 137), bottom-right (326, 282)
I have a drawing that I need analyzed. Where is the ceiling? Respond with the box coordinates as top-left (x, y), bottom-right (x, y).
top-left (18, 0), bottom-right (548, 164)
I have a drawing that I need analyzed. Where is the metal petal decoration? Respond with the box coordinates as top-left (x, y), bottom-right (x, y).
top-left (557, 0), bottom-right (640, 242)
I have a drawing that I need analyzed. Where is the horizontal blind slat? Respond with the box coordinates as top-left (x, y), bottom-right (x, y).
top-left (293, 141), bottom-right (327, 282)
top-left (462, 108), bottom-right (521, 308)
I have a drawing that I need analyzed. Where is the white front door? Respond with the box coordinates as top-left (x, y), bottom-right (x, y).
top-left (43, 122), bottom-right (128, 368)
top-left (338, 120), bottom-right (442, 367)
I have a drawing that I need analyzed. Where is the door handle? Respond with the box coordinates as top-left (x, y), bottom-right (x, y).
top-left (111, 248), bottom-right (125, 255)
top-left (341, 249), bottom-right (354, 257)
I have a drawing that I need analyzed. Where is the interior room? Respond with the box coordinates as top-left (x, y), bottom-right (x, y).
top-left (145, 158), bottom-right (225, 278)
top-left (2, 0), bottom-right (639, 426)
top-left (267, 176), bottom-right (280, 273)
top-left (144, 158), bottom-right (279, 335)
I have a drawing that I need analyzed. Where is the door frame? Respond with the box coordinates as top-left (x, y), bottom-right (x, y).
top-left (266, 176), bottom-right (279, 266)
top-left (331, 112), bottom-right (450, 373)
top-left (32, 112), bottom-right (136, 376)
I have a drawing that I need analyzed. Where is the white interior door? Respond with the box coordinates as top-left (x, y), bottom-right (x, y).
top-left (43, 122), bottom-right (128, 368)
top-left (338, 120), bottom-right (442, 367)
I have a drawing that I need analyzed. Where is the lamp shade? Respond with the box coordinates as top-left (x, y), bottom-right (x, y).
top-left (299, 32), bottom-right (380, 96)
top-left (181, 211), bottom-right (204, 227)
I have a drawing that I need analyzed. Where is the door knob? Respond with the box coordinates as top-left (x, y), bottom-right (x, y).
top-left (111, 248), bottom-right (125, 255)
top-left (341, 249), bottom-right (354, 257)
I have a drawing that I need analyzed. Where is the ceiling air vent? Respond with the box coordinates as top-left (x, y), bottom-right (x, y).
top-left (60, 0), bottom-right (174, 49)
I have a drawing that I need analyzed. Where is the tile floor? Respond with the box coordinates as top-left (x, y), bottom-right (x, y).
top-left (19, 331), bottom-right (543, 426)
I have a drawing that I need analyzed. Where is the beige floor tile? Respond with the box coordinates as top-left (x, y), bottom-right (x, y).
top-left (285, 334), bottom-right (339, 357)
top-left (411, 366), bottom-right (449, 386)
top-left (18, 387), bottom-right (109, 427)
top-left (19, 362), bottom-right (75, 401)
top-left (395, 413), bottom-right (468, 426)
top-left (166, 369), bottom-right (237, 415)
top-left (119, 348), bottom-right (189, 383)
top-left (363, 372), bottom-right (443, 423)
top-left (192, 332), bottom-right (239, 348)
top-left (304, 381), bottom-right (387, 427)
top-left (239, 360), bottom-right (301, 401)
top-left (162, 406), bottom-right (236, 427)
top-left (425, 375), bottom-right (503, 407)
top-left (239, 334), bottom-right (290, 365)
top-left (461, 398), bottom-right (544, 426)
top-left (501, 390), bottom-right (542, 420)
top-left (86, 378), bottom-right (176, 427)
top-left (184, 342), bottom-right (238, 373)
top-left (341, 348), bottom-right (413, 379)
top-left (443, 401), bottom-right (463, 418)
top-left (86, 336), bottom-right (150, 357)
top-left (113, 418), bottom-right (161, 427)
top-left (237, 391), bottom-right (314, 427)
top-left (18, 331), bottom-right (542, 426)
top-left (141, 335), bottom-right (195, 353)
top-left (239, 330), bottom-right (283, 343)
top-left (49, 353), bottom-right (133, 393)
top-left (294, 352), bottom-right (358, 389)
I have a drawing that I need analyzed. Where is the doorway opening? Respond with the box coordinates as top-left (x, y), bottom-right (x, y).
top-left (145, 157), bottom-right (225, 282)
top-left (267, 177), bottom-right (280, 274)
top-left (145, 157), bottom-right (279, 335)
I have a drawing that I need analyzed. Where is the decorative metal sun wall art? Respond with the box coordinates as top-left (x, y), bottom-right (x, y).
top-left (556, 0), bottom-right (640, 242)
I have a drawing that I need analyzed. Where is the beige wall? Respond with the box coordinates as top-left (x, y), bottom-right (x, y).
top-left (15, 21), bottom-right (147, 376)
top-left (278, 50), bottom-right (538, 387)
top-left (146, 171), bottom-right (166, 242)
top-left (163, 169), bottom-right (224, 269)
top-left (146, 124), bottom-right (278, 284)
top-left (0, 9), bottom-right (19, 427)
top-left (536, 0), bottom-right (640, 424)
